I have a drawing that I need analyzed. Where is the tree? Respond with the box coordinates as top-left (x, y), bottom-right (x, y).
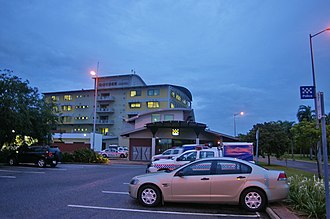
top-left (291, 120), bottom-right (322, 178)
top-left (240, 121), bottom-right (293, 165)
top-left (296, 105), bottom-right (315, 122)
top-left (0, 69), bottom-right (57, 147)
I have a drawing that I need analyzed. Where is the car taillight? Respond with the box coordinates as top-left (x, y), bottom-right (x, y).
top-left (277, 172), bottom-right (287, 181)
top-left (46, 151), bottom-right (53, 157)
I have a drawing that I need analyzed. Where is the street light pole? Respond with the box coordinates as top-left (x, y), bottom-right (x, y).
top-left (233, 112), bottom-right (244, 137)
top-left (309, 28), bottom-right (330, 123)
top-left (90, 62), bottom-right (99, 151)
top-left (309, 28), bottom-right (330, 219)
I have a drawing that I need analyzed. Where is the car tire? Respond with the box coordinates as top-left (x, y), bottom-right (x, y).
top-left (138, 184), bottom-right (162, 207)
top-left (50, 160), bottom-right (58, 168)
top-left (240, 188), bottom-right (266, 212)
top-left (8, 158), bottom-right (17, 166)
top-left (102, 154), bottom-right (108, 158)
top-left (36, 158), bottom-right (46, 168)
top-left (120, 154), bottom-right (125, 158)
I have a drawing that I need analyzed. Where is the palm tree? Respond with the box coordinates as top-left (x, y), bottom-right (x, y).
top-left (296, 105), bottom-right (315, 122)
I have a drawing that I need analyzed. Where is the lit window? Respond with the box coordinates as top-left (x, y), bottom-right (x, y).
top-left (147, 89), bottom-right (160, 96)
top-left (170, 103), bottom-right (175, 108)
top-left (61, 105), bottom-right (73, 111)
top-left (129, 102), bottom-right (141, 108)
top-left (52, 106), bottom-right (59, 112)
top-left (130, 90), bottom-right (141, 97)
top-left (151, 114), bottom-right (161, 122)
top-left (64, 95), bottom-right (72, 101)
top-left (164, 114), bottom-right (174, 121)
top-left (51, 96), bottom-right (58, 101)
top-left (171, 91), bottom-right (175, 97)
top-left (147, 101), bottom-right (160, 108)
top-left (176, 94), bottom-right (181, 101)
top-left (101, 128), bottom-right (109, 135)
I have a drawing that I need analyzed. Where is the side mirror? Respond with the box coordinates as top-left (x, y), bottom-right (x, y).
top-left (175, 170), bottom-right (184, 177)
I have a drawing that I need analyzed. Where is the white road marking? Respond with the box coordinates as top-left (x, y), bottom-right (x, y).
top-left (123, 183), bottom-right (129, 185)
top-left (0, 176), bottom-right (16, 179)
top-left (102, 191), bottom-right (129, 195)
top-left (67, 204), bottom-right (259, 218)
top-left (0, 170), bottom-right (45, 174)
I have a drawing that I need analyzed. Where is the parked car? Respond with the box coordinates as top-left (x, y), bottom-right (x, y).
top-left (147, 148), bottom-right (221, 172)
top-left (129, 157), bottom-right (289, 212)
top-left (99, 148), bottom-right (127, 158)
top-left (8, 145), bottom-right (62, 168)
top-left (151, 148), bottom-right (184, 161)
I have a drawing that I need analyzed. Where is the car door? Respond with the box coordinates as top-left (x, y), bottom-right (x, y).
top-left (170, 160), bottom-right (213, 202)
top-left (210, 160), bottom-right (252, 202)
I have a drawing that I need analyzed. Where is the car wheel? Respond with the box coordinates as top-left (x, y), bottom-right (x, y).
top-left (8, 158), bottom-right (17, 166)
top-left (120, 154), bottom-right (125, 158)
top-left (240, 188), bottom-right (266, 212)
top-left (138, 185), bottom-right (161, 207)
top-left (102, 154), bottom-right (108, 158)
top-left (50, 160), bottom-right (58, 168)
top-left (36, 158), bottom-right (46, 168)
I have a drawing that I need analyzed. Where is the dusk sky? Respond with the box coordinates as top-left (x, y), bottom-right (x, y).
top-left (1, 1), bottom-right (329, 136)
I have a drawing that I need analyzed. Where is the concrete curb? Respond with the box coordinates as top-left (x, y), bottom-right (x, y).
top-left (266, 207), bottom-right (280, 219)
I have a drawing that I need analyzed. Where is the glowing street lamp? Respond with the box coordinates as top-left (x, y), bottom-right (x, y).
top-left (90, 63), bottom-right (99, 151)
top-left (233, 111), bottom-right (244, 137)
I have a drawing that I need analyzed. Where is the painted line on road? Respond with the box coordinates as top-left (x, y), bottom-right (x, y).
top-left (0, 170), bottom-right (45, 174)
top-left (123, 183), bottom-right (129, 185)
top-left (67, 204), bottom-right (259, 218)
top-left (0, 176), bottom-right (16, 179)
top-left (102, 191), bottom-right (129, 195)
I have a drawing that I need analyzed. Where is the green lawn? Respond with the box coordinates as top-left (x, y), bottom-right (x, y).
top-left (258, 162), bottom-right (315, 178)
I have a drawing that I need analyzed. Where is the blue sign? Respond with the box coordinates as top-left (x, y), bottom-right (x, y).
top-left (300, 86), bottom-right (315, 99)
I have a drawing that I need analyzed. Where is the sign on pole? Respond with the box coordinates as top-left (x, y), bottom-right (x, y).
top-left (316, 92), bottom-right (322, 120)
top-left (300, 86), bottom-right (315, 99)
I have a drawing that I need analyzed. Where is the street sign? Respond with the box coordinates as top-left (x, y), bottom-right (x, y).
top-left (300, 86), bottom-right (315, 99)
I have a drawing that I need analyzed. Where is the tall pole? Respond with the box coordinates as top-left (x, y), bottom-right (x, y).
top-left (91, 62), bottom-right (99, 151)
top-left (309, 34), bottom-right (319, 126)
top-left (233, 114), bottom-right (237, 137)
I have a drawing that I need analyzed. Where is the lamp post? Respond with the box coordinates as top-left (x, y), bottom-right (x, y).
top-left (309, 27), bottom-right (330, 219)
top-left (309, 28), bottom-right (330, 122)
top-left (90, 62), bottom-right (99, 151)
top-left (233, 111), bottom-right (244, 137)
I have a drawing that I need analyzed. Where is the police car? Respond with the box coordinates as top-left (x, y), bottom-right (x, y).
top-left (147, 147), bottom-right (222, 173)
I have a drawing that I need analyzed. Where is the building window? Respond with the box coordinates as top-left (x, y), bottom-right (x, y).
top-left (147, 101), bottom-right (160, 108)
top-left (130, 90), bottom-right (141, 97)
top-left (170, 103), bottom-right (175, 108)
top-left (129, 102), bottom-right (141, 108)
top-left (75, 116), bottom-right (89, 120)
top-left (61, 105), bottom-right (73, 111)
top-left (51, 96), bottom-right (59, 101)
top-left (171, 91), bottom-right (175, 98)
top-left (147, 89), bottom-right (160, 96)
top-left (60, 116), bottom-right (72, 123)
top-left (52, 106), bottom-right (59, 113)
top-left (176, 94), bottom-right (181, 101)
top-left (164, 114), bottom-right (174, 121)
top-left (151, 114), bottom-right (161, 122)
top-left (64, 95), bottom-right (72, 101)
top-left (75, 105), bottom-right (89, 109)
top-left (100, 128), bottom-right (109, 135)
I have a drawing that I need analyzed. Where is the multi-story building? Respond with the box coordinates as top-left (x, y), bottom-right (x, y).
top-left (44, 74), bottom-right (193, 149)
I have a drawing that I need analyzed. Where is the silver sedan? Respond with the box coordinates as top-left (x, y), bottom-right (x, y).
top-left (129, 157), bottom-right (289, 212)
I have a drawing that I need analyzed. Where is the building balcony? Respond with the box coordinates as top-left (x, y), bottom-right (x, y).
top-left (96, 119), bottom-right (115, 125)
top-left (97, 96), bottom-right (115, 102)
top-left (96, 107), bottom-right (114, 113)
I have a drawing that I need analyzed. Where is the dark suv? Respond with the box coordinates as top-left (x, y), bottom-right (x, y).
top-left (8, 146), bottom-right (62, 168)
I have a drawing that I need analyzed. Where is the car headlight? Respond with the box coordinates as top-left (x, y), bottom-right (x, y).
top-left (130, 178), bottom-right (139, 185)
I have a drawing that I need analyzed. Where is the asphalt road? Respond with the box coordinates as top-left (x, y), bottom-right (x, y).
top-left (0, 163), bottom-right (270, 219)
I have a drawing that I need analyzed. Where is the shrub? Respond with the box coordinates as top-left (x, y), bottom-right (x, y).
top-left (61, 148), bottom-right (108, 164)
top-left (288, 175), bottom-right (326, 218)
